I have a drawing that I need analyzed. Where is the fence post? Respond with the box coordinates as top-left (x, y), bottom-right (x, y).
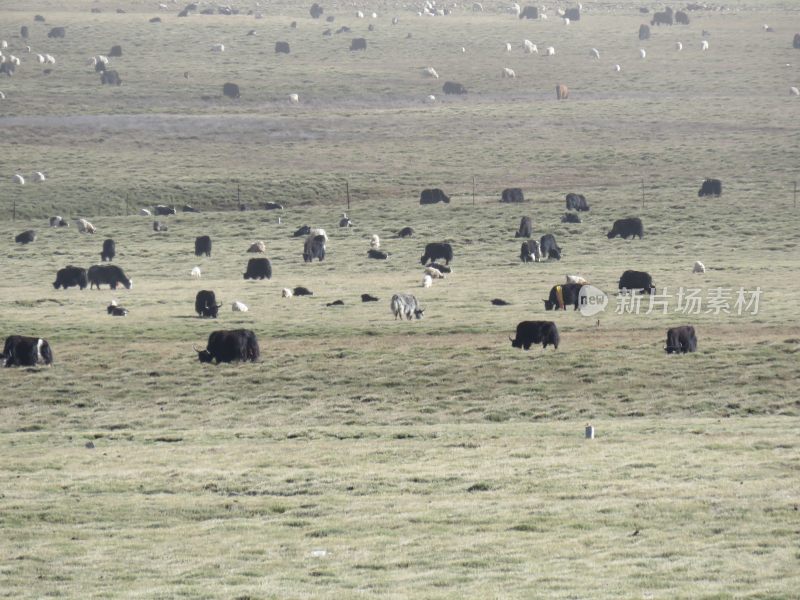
top-left (641, 177), bottom-right (645, 208)
top-left (13, 196), bottom-right (16, 222)
top-left (237, 184), bottom-right (241, 208)
top-left (346, 180), bottom-right (350, 211)
top-left (472, 176), bottom-right (475, 206)
top-left (794, 181), bottom-right (797, 209)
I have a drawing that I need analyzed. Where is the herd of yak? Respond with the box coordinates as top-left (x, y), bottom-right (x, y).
top-left (2, 178), bottom-right (722, 367)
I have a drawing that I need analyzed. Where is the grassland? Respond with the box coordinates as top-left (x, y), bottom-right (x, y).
top-left (1, 1), bottom-right (800, 598)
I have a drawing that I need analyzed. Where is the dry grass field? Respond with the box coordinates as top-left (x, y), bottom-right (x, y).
top-left (1, 0), bottom-right (800, 598)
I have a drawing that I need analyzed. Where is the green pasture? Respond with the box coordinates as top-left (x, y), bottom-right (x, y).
top-left (1, 1), bottom-right (799, 598)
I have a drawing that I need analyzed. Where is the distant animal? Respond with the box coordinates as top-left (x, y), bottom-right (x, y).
top-left (20, 26), bottom-right (29, 39)
top-left (15, 230), bottom-right (36, 244)
top-left (49, 216), bottom-right (68, 227)
top-left (675, 41), bottom-right (683, 51)
top-left (210, 43), bottom-right (225, 52)
top-left (421, 242), bottom-right (453, 265)
top-left (194, 329), bottom-right (260, 364)
top-left (223, 82), bottom-right (240, 98)
top-left (275, 41), bottom-right (290, 54)
top-left (693, 261), bottom-right (706, 273)
top-left (424, 266), bottom-right (446, 279)
top-left (76, 218), bottom-right (96, 234)
top-left (566, 193), bottom-right (589, 211)
top-left (339, 215), bottom-right (353, 227)
top-left (516, 216), bottom-right (533, 238)
top-left (243, 258), bottom-right (272, 279)
top-left (556, 84), bottom-right (569, 100)
top-left (639, 24), bottom-right (650, 40)
top-left (519, 6), bottom-right (538, 19)
top-left (501, 188), bottom-right (524, 203)
top-left (368, 249), bottom-right (389, 260)
top-left (34, 15), bottom-right (46, 22)
top-left (292, 286), bottom-right (313, 296)
top-left (665, 325), bottom-right (697, 354)
top-left (248, 241), bottom-right (266, 253)
top-left (794, 33), bottom-right (800, 49)
top-left (232, 301), bottom-right (248, 312)
top-left (303, 234), bottom-right (326, 262)
top-left (520, 240), bottom-right (542, 263)
top-left (509, 321), bottom-right (560, 350)
top-left (336, 26), bottom-right (351, 34)
top-left (422, 274), bottom-right (433, 288)
top-left (53, 266), bottom-right (88, 290)
top-left (651, 7), bottom-right (673, 26)
top-left (675, 11), bottom-right (689, 25)
top-left (390, 293), bottom-right (424, 320)
top-left (139, 208), bottom-right (152, 216)
top-left (491, 298), bottom-right (510, 306)
top-left (310, 3), bottom-right (323, 18)
top-left (182, 205), bottom-right (199, 213)
top-left (350, 38), bottom-right (367, 51)
top-left (791, 87), bottom-right (800, 96)
top-left (590, 48), bottom-right (600, 59)
top-left (107, 302), bottom-right (128, 317)
top-left (545, 46), bottom-right (555, 56)
top-left (361, 293), bottom-right (379, 302)
top-left (150, 17), bottom-right (161, 22)
top-left (262, 202), bottom-right (283, 210)
top-left (281, 288), bottom-right (293, 298)
top-left (195, 290), bottom-right (221, 318)
top-left (701, 40), bottom-right (709, 51)
top-left (293, 225), bottom-right (311, 237)
top-left (424, 67), bottom-right (439, 79)
top-left (639, 48), bottom-right (647, 59)
top-left (153, 221), bottom-right (168, 232)
top-left (154, 205), bottom-right (176, 216)
top-left (370, 234), bottom-right (380, 249)
top-left (326, 300), bottom-right (345, 306)
top-left (195, 235), bottom-right (212, 257)
top-left (540, 234), bottom-right (562, 260)
top-left (618, 270), bottom-right (655, 294)
top-left (32, 171), bottom-right (46, 183)
top-left (502, 67), bottom-right (516, 79)
top-left (88, 264), bottom-right (132, 290)
top-left (561, 213), bottom-right (581, 224)
top-left (614, 64), bottom-right (622, 72)
top-left (109, 45), bottom-right (122, 57)
top-left (191, 266), bottom-right (202, 278)
top-left (524, 40), bottom-right (538, 54)
top-left (425, 263), bottom-right (451, 274)
top-left (543, 283), bottom-right (584, 310)
top-left (420, 188), bottom-right (450, 204)
top-left (1, 335), bottom-right (54, 367)
top-left (607, 217), bottom-right (644, 239)
top-left (100, 70), bottom-right (121, 85)
top-left (289, 93), bottom-right (299, 104)
top-left (698, 178), bottom-right (722, 197)
top-left (48, 27), bottom-right (66, 38)
top-left (564, 7), bottom-right (580, 20)
top-left (566, 275), bottom-right (589, 285)
top-left (101, 238), bottom-right (115, 261)
top-left (398, 226), bottom-right (414, 238)
top-left (443, 81), bottom-right (467, 95)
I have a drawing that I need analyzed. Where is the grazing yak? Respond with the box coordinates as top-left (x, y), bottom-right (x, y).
top-left (350, 38), bottom-right (367, 51)
top-left (367, 249), bottom-right (389, 260)
top-left (420, 188), bottom-right (450, 204)
top-left (501, 188), bottom-right (525, 203)
top-left (543, 283), bottom-right (584, 310)
top-left (639, 24), bottom-right (650, 40)
top-left (293, 286), bottom-right (313, 296)
top-left (520, 239), bottom-right (542, 263)
top-left (101, 70), bottom-right (121, 85)
top-left (194, 329), bottom-right (260, 364)
top-left (618, 270), bottom-right (656, 294)
top-left (556, 84), bottom-right (569, 100)
top-left (2, 335), bottom-right (54, 367)
top-left (564, 7), bottom-right (580, 20)
top-left (244, 258), bottom-right (272, 279)
top-left (390, 293), bottom-right (424, 320)
top-left (509, 321), bottom-right (560, 350)
top-left (675, 10), bottom-right (689, 25)
top-left (303, 234), bottom-right (326, 262)
top-left (275, 41), bottom-right (290, 54)
top-left (154, 205), bottom-right (176, 216)
top-left (540, 234), bottom-right (562, 260)
top-left (48, 27), bottom-right (66, 38)
top-left (491, 298), bottom-right (510, 306)
top-left (516, 216), bottom-right (533, 238)
top-left (651, 7), bottom-right (673, 26)
top-left (665, 325), bottom-right (697, 354)
top-left (607, 217), bottom-right (644, 239)
top-left (519, 6), bottom-right (538, 19)
top-left (310, 3), bottom-right (324, 18)
top-left (109, 45), bottom-right (122, 57)
top-left (101, 238), bottom-right (115, 261)
top-left (15, 230), bottom-right (36, 244)
top-left (88, 264), bottom-right (132, 290)
top-left (293, 225), bottom-right (311, 237)
top-left (370, 234), bottom-right (380, 249)
top-left (421, 242), bottom-right (453, 265)
top-left (195, 290), bottom-right (221, 318)
top-left (361, 293), bottom-right (379, 302)
top-left (443, 81), bottom-right (467, 95)
top-left (562, 212), bottom-right (581, 223)
top-left (398, 226), bottom-right (414, 238)
top-left (195, 235), bottom-right (212, 257)
top-left (223, 82), bottom-right (240, 98)
top-left (566, 193), bottom-right (590, 211)
top-left (698, 178), bottom-right (722, 197)
top-left (53, 266), bottom-right (88, 290)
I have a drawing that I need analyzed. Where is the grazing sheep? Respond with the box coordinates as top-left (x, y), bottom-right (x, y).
top-left (613, 64), bottom-right (621, 72)
top-left (191, 266), bottom-right (202, 278)
top-left (505, 42), bottom-right (512, 52)
top-left (675, 41), bottom-right (683, 51)
top-left (590, 48), bottom-right (600, 59)
top-left (289, 93), bottom-right (299, 104)
top-left (356, 10), bottom-right (364, 18)
top-left (791, 86), bottom-right (800, 96)
top-left (12, 174), bottom-right (25, 185)
top-left (32, 171), bottom-right (45, 182)
top-left (211, 43), bottom-right (225, 52)
top-left (44, 54), bottom-right (55, 64)
top-left (0, 91), bottom-right (4, 99)
top-left (425, 94), bottom-right (436, 103)
top-left (76, 218), bottom-right (96, 234)
top-left (639, 48), bottom-right (646, 59)
top-left (281, 288), bottom-right (293, 298)
top-left (701, 40), bottom-right (709, 51)
top-left (422, 274), bottom-right (433, 288)
top-left (693, 261), bottom-right (706, 274)
top-left (545, 46), bottom-right (555, 56)
top-left (247, 240), bottom-right (266, 253)
top-left (139, 208), bottom-right (151, 216)
top-left (524, 40), bottom-right (538, 54)
top-left (232, 301), bottom-right (248, 312)
top-left (424, 266), bottom-right (446, 279)
top-left (424, 66), bottom-right (439, 79)
top-left (502, 67), bottom-right (516, 79)
top-left (370, 234), bottom-right (380, 249)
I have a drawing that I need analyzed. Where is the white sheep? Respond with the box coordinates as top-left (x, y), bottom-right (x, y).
top-left (524, 40), bottom-right (538, 54)
top-left (281, 288), bottom-right (293, 298)
top-left (44, 54), bottom-right (55, 64)
top-left (563, 17), bottom-right (570, 25)
top-left (675, 41), bottom-right (683, 51)
top-left (0, 41), bottom-right (7, 49)
top-left (370, 234), bottom-right (380, 249)
top-left (9, 55), bottom-right (20, 66)
top-left (424, 66), bottom-right (439, 79)
top-left (248, 240), bottom-right (267, 253)
top-left (639, 48), bottom-right (646, 59)
top-left (613, 64), bottom-right (621, 72)
top-left (12, 174), bottom-right (24, 185)
top-left (371, 12), bottom-right (377, 18)
top-left (590, 48), bottom-right (600, 59)
top-left (422, 274), bottom-right (433, 288)
top-left (32, 171), bottom-right (46, 183)
top-left (232, 300), bottom-right (249, 312)
top-left (211, 43), bottom-right (225, 52)
top-left (139, 208), bottom-right (152, 216)
top-left (76, 218), bottom-right (96, 234)
top-left (791, 87), bottom-right (800, 96)
top-left (425, 94), bottom-right (436, 103)
top-left (510, 3), bottom-right (521, 16)
top-left (502, 67), bottom-right (516, 79)
top-left (356, 10), bottom-right (364, 18)
top-left (505, 42), bottom-right (512, 52)
top-left (693, 261), bottom-right (706, 274)
top-left (424, 266), bottom-right (446, 279)
top-left (701, 40), bottom-right (709, 51)
top-left (289, 93), bottom-right (299, 104)
top-left (191, 266), bottom-right (202, 278)
top-left (0, 91), bottom-right (5, 100)
top-left (545, 46), bottom-right (555, 56)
